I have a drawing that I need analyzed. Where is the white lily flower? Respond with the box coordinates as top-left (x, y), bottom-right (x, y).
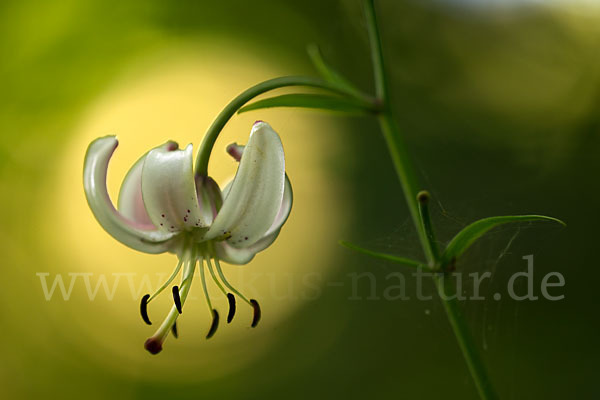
top-left (83, 121), bottom-right (292, 354)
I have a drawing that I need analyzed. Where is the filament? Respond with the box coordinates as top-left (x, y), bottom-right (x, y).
top-left (200, 258), bottom-right (220, 338)
top-left (206, 258), bottom-right (227, 296)
top-left (199, 259), bottom-right (214, 312)
top-left (213, 258), bottom-right (251, 305)
top-left (147, 258), bottom-right (184, 302)
top-left (207, 258), bottom-right (236, 323)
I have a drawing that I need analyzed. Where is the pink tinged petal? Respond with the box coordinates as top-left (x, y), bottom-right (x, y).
top-left (226, 142), bottom-right (244, 162)
top-left (195, 175), bottom-right (223, 224)
top-left (141, 143), bottom-right (208, 232)
top-left (83, 136), bottom-right (175, 254)
top-left (118, 141), bottom-right (178, 228)
top-left (206, 121), bottom-right (285, 247)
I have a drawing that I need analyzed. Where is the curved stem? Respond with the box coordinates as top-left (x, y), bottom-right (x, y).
top-left (363, 0), bottom-right (497, 398)
top-left (195, 76), bottom-right (366, 175)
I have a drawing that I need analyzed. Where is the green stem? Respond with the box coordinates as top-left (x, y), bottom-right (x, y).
top-left (377, 113), bottom-right (428, 261)
top-left (434, 275), bottom-right (498, 400)
top-left (195, 76), bottom-right (365, 176)
top-left (364, 1), bottom-right (387, 103)
top-left (417, 191), bottom-right (440, 263)
top-left (363, 0), bottom-right (497, 398)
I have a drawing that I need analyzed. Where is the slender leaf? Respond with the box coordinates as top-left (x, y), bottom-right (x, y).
top-left (238, 93), bottom-right (376, 114)
top-left (307, 44), bottom-right (364, 98)
top-left (339, 240), bottom-right (427, 269)
top-left (441, 215), bottom-right (565, 266)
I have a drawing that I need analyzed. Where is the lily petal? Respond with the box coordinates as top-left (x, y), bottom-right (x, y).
top-left (264, 174), bottom-right (292, 238)
top-left (195, 175), bottom-right (223, 226)
top-left (206, 121), bottom-right (285, 247)
top-left (141, 143), bottom-right (207, 232)
top-left (213, 177), bottom-right (290, 263)
top-left (219, 174), bottom-right (291, 243)
top-left (83, 136), bottom-right (175, 254)
top-left (223, 143), bottom-right (293, 247)
top-left (214, 230), bottom-right (280, 265)
top-left (118, 141), bottom-right (178, 228)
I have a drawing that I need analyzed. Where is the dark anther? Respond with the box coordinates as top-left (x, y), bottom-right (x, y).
top-left (171, 321), bottom-right (178, 339)
top-left (172, 286), bottom-right (182, 314)
top-left (144, 337), bottom-right (162, 355)
top-left (206, 309), bottom-right (219, 339)
top-left (226, 293), bottom-right (236, 323)
top-left (250, 299), bottom-right (261, 328)
top-left (140, 294), bottom-right (152, 325)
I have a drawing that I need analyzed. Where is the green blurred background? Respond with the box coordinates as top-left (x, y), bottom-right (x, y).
top-left (1, 0), bottom-right (598, 398)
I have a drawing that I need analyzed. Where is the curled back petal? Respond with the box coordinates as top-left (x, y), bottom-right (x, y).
top-left (141, 143), bottom-right (208, 232)
top-left (226, 142), bottom-right (244, 162)
top-left (83, 136), bottom-right (175, 254)
top-left (206, 121), bottom-right (285, 247)
top-left (263, 174), bottom-right (292, 238)
top-left (213, 177), bottom-right (290, 263)
top-left (222, 142), bottom-right (293, 248)
top-left (118, 141), bottom-right (178, 228)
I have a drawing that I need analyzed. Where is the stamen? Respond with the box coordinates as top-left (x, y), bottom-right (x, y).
top-left (213, 258), bottom-right (251, 305)
top-left (250, 299), bottom-right (261, 328)
top-left (206, 309), bottom-right (219, 339)
top-left (214, 258), bottom-right (259, 327)
top-left (172, 286), bottom-right (182, 314)
top-left (140, 258), bottom-right (184, 326)
top-left (200, 259), bottom-right (220, 338)
top-left (140, 294), bottom-right (152, 325)
top-left (171, 321), bottom-right (178, 339)
top-left (206, 258), bottom-right (236, 323)
top-left (206, 258), bottom-right (227, 295)
top-left (226, 293), bottom-right (236, 324)
top-left (148, 258), bottom-right (184, 302)
top-left (199, 259), bottom-right (214, 310)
